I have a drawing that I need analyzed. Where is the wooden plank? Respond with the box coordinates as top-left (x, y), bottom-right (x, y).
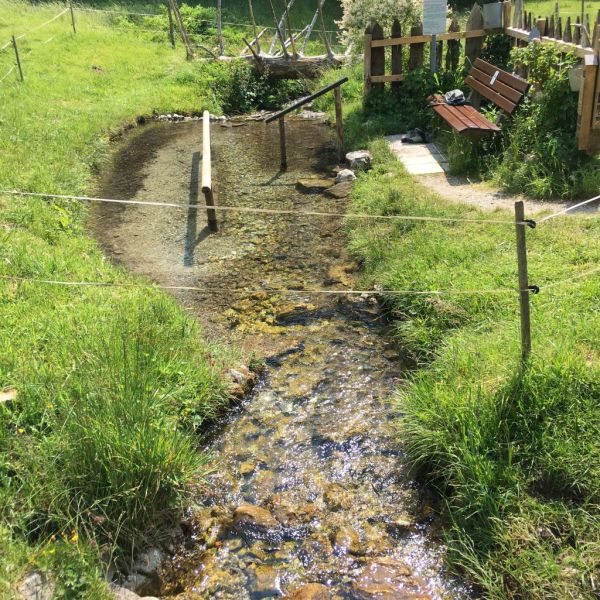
top-left (474, 58), bottom-right (531, 93)
top-left (371, 74), bottom-right (405, 83)
top-left (371, 21), bottom-right (385, 93)
top-left (391, 19), bottom-right (402, 97)
top-left (408, 22), bottom-right (424, 70)
top-left (504, 27), bottom-right (595, 57)
top-left (470, 67), bottom-right (523, 103)
top-left (465, 75), bottom-right (519, 113)
top-left (432, 104), bottom-right (470, 132)
top-left (564, 16), bottom-right (572, 42)
top-left (334, 87), bottom-right (345, 161)
top-left (456, 105), bottom-right (499, 130)
top-left (513, 0), bottom-right (523, 28)
top-left (370, 29), bottom-right (485, 47)
top-left (465, 3), bottom-right (484, 66)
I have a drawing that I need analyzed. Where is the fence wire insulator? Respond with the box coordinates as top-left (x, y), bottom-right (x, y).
top-left (528, 285), bottom-right (540, 294)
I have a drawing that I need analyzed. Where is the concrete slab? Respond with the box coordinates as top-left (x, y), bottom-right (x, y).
top-left (386, 134), bottom-right (449, 175)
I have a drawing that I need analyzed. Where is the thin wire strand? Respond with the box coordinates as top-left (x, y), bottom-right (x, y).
top-left (0, 275), bottom-right (519, 296)
top-left (540, 266), bottom-right (600, 290)
top-left (0, 190), bottom-right (523, 226)
top-left (14, 8), bottom-right (69, 41)
top-left (0, 65), bottom-right (15, 83)
top-left (538, 194), bottom-right (600, 223)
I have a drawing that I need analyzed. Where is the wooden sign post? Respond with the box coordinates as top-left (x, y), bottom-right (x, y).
top-left (514, 201), bottom-right (533, 361)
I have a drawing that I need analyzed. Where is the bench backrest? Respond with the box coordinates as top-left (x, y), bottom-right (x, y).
top-left (465, 58), bottom-right (531, 114)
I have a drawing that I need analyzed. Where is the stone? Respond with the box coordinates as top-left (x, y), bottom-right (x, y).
top-left (351, 558), bottom-right (424, 600)
top-left (232, 504), bottom-right (280, 541)
top-left (323, 484), bottom-right (352, 511)
top-left (296, 178), bottom-right (336, 192)
top-left (112, 586), bottom-right (159, 600)
top-left (122, 573), bottom-right (156, 596)
top-left (335, 169), bottom-right (356, 183)
top-left (0, 388), bottom-right (16, 404)
top-left (386, 516), bottom-right (414, 535)
top-left (228, 366), bottom-right (257, 391)
top-left (17, 571), bottom-right (54, 600)
top-left (298, 534), bottom-right (333, 566)
top-left (346, 150), bottom-right (372, 171)
top-left (284, 583), bottom-right (331, 599)
top-left (270, 493), bottom-right (316, 527)
top-left (332, 526), bottom-right (362, 555)
top-left (240, 461), bottom-right (257, 475)
top-left (133, 547), bottom-right (165, 576)
top-left (249, 565), bottom-right (282, 598)
top-left (324, 182), bottom-right (353, 199)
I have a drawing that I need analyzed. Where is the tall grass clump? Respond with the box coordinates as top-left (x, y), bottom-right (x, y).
top-left (346, 140), bottom-right (600, 598)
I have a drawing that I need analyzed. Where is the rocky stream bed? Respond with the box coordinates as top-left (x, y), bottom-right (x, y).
top-left (92, 117), bottom-right (470, 600)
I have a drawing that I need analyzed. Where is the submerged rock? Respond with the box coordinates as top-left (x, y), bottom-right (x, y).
top-left (323, 483), bottom-right (352, 511)
top-left (249, 565), bottom-right (282, 598)
top-left (351, 557), bottom-right (426, 600)
top-left (346, 150), bottom-right (372, 171)
top-left (232, 504), bottom-right (281, 541)
top-left (284, 583), bottom-right (331, 599)
top-left (112, 587), bottom-right (159, 600)
top-left (324, 181), bottom-right (353, 199)
top-left (332, 526), bottom-right (362, 555)
top-left (133, 547), bottom-right (165, 576)
top-left (296, 178), bottom-right (336, 192)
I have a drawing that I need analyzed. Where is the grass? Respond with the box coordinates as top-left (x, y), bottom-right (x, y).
top-left (322, 118), bottom-right (600, 596)
top-left (524, 0), bottom-right (599, 20)
top-left (0, 1), bottom-right (259, 596)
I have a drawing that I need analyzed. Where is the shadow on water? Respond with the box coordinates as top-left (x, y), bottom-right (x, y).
top-left (91, 118), bottom-right (470, 600)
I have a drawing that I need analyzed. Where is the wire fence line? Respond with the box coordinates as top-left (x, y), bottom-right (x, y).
top-left (0, 7), bottom-right (68, 50)
top-left (0, 275), bottom-right (524, 296)
top-left (540, 266), bottom-right (600, 289)
top-left (0, 190), bottom-right (526, 226)
top-left (538, 194), bottom-right (600, 223)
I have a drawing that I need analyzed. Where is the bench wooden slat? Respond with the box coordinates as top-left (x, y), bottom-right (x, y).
top-left (469, 66), bottom-right (523, 104)
top-left (455, 105), bottom-right (500, 131)
top-left (465, 75), bottom-right (518, 114)
top-left (473, 58), bottom-right (530, 94)
top-left (432, 104), bottom-right (470, 132)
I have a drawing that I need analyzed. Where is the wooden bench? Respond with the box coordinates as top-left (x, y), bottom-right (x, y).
top-left (429, 59), bottom-right (531, 137)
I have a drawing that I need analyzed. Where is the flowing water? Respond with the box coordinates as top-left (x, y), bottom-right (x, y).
top-left (92, 117), bottom-right (468, 600)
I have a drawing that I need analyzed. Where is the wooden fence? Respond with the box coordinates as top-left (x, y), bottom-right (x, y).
top-left (363, 2), bottom-right (600, 153)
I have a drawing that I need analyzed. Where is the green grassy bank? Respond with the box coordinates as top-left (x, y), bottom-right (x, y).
top-left (0, 1), bottom-right (265, 596)
top-left (315, 78), bottom-right (600, 596)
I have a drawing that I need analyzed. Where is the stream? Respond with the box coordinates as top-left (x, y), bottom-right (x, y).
top-left (92, 117), bottom-right (468, 600)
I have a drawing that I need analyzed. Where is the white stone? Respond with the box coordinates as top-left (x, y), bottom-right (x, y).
top-left (335, 169), bottom-right (356, 183)
top-left (346, 150), bottom-right (372, 171)
top-left (17, 571), bottom-right (54, 600)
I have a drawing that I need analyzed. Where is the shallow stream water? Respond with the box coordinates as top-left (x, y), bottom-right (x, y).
top-left (92, 118), bottom-right (468, 600)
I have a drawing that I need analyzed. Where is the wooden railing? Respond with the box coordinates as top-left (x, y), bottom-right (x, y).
top-left (265, 77), bottom-right (348, 169)
top-left (201, 110), bottom-right (218, 232)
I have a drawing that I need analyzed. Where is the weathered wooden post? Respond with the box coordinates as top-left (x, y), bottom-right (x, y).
top-left (514, 201), bottom-right (533, 361)
top-left (391, 20), bottom-right (402, 98)
top-left (217, 0), bottom-right (224, 55)
top-left (69, 1), bottom-right (76, 35)
top-left (167, 1), bottom-right (176, 48)
top-left (317, 0), bottom-right (333, 58)
top-left (247, 0), bottom-right (260, 54)
top-left (371, 21), bottom-right (385, 93)
top-left (268, 0), bottom-right (289, 58)
top-left (465, 4), bottom-right (484, 66)
top-left (278, 117), bottom-right (287, 171)
top-left (408, 22), bottom-right (425, 70)
top-left (577, 53), bottom-right (599, 151)
top-left (201, 111), bottom-right (218, 232)
top-left (333, 86), bottom-right (344, 162)
top-left (446, 17), bottom-right (461, 71)
top-left (11, 36), bottom-right (23, 82)
top-left (363, 24), bottom-right (372, 98)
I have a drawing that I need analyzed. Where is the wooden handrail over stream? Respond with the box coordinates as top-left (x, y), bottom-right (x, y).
top-left (265, 77), bottom-right (348, 170)
top-left (201, 110), bottom-right (218, 232)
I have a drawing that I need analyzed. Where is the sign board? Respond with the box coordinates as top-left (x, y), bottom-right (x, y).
top-left (423, 0), bottom-right (447, 35)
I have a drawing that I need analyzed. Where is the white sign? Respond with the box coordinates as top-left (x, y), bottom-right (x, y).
top-left (423, 0), bottom-right (447, 35)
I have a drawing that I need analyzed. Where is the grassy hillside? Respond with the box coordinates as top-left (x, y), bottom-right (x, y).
top-left (0, 2), bottom-right (251, 596)
top-left (315, 68), bottom-right (600, 599)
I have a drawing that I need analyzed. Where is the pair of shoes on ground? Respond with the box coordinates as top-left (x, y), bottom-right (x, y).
top-left (401, 128), bottom-right (427, 144)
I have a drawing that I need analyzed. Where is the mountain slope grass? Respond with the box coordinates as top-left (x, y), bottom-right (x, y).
top-left (0, 2), bottom-right (245, 596)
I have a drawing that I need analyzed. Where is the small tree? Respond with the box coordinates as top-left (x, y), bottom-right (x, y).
top-left (339, 0), bottom-right (421, 53)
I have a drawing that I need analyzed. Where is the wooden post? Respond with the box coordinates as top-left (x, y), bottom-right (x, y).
top-left (69, 1), bottom-right (76, 35)
top-left (217, 0), bottom-right (224, 55)
top-left (564, 16), bottom-right (572, 42)
top-left (201, 111), bottom-right (218, 233)
top-left (574, 16), bottom-right (581, 45)
top-left (167, 0), bottom-right (175, 48)
top-left (557, 16), bottom-right (562, 40)
top-left (317, 0), bottom-right (333, 58)
top-left (170, 0), bottom-right (194, 60)
top-left (465, 3), bottom-right (484, 66)
top-left (430, 34), bottom-right (437, 72)
top-left (408, 22), bottom-right (424, 70)
top-left (578, 54), bottom-right (599, 151)
top-left (503, 0), bottom-right (511, 29)
top-left (363, 24), bottom-right (372, 98)
top-left (548, 14), bottom-right (555, 38)
top-left (513, 0), bottom-right (523, 29)
top-left (514, 201), bottom-right (532, 362)
top-left (268, 0), bottom-right (289, 58)
top-left (278, 117), bottom-right (287, 170)
top-left (391, 19), bottom-right (402, 98)
top-left (333, 86), bottom-right (344, 162)
top-left (302, 0), bottom-right (324, 55)
top-left (284, 0), bottom-right (298, 58)
top-left (371, 21), bottom-right (384, 93)
top-left (11, 36), bottom-right (23, 82)
top-left (446, 17), bottom-right (460, 71)
top-left (247, 0), bottom-right (260, 54)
